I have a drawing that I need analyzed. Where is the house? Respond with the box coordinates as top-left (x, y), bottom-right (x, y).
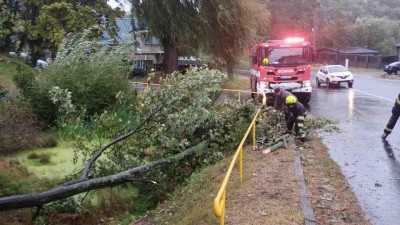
top-left (317, 47), bottom-right (382, 68)
top-left (102, 18), bottom-right (202, 74)
top-left (101, 18), bottom-right (164, 75)
top-left (318, 47), bottom-right (379, 55)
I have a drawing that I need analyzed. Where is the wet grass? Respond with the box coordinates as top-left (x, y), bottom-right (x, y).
top-left (221, 74), bottom-right (250, 91)
top-left (0, 59), bottom-right (18, 91)
top-left (8, 141), bottom-right (83, 179)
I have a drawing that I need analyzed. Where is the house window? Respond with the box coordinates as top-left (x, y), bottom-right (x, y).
top-left (145, 36), bottom-right (160, 45)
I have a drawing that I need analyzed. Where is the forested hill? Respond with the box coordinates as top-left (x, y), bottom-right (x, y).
top-left (268, 0), bottom-right (400, 56)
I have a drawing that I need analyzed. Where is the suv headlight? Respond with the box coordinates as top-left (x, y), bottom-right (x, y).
top-left (303, 80), bottom-right (311, 87)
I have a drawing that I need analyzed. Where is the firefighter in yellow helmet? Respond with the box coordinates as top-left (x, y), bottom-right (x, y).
top-left (285, 95), bottom-right (307, 140)
top-left (262, 57), bottom-right (269, 65)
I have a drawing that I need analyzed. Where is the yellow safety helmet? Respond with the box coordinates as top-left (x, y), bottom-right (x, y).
top-left (285, 95), bottom-right (297, 104)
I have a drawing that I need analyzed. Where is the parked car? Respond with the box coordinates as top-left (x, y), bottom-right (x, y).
top-left (383, 61), bottom-right (400, 75)
top-left (316, 65), bottom-right (354, 88)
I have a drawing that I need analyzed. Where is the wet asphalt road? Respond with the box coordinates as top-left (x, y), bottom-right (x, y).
top-left (309, 71), bottom-right (400, 225)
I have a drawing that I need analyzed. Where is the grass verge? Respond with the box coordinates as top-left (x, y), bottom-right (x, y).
top-left (131, 145), bottom-right (304, 225)
top-left (0, 55), bottom-right (23, 91)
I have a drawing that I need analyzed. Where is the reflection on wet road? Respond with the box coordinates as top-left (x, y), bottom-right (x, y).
top-left (309, 72), bottom-right (400, 225)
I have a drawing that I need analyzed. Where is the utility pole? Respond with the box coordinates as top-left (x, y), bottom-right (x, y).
top-left (313, 10), bottom-right (317, 62)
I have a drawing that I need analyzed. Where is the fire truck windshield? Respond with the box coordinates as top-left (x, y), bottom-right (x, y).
top-left (263, 47), bottom-right (309, 66)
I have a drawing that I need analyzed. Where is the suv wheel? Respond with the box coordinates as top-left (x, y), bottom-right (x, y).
top-left (348, 81), bottom-right (353, 88)
top-left (326, 79), bottom-right (331, 88)
top-left (316, 78), bottom-right (321, 88)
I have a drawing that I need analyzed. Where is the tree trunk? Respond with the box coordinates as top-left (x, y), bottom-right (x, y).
top-left (0, 141), bottom-right (208, 211)
top-left (226, 60), bottom-right (235, 79)
top-left (162, 37), bottom-right (178, 74)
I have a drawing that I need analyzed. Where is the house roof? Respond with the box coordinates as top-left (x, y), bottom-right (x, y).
top-left (319, 47), bottom-right (379, 54)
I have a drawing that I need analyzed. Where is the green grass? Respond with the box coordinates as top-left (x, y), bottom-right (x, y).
top-left (0, 55), bottom-right (23, 91)
top-left (8, 141), bottom-right (84, 179)
top-left (221, 74), bottom-right (250, 91)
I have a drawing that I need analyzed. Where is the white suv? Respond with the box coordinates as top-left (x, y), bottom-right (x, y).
top-left (316, 65), bottom-right (354, 88)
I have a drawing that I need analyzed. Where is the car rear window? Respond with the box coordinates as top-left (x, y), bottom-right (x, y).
top-left (389, 62), bottom-right (400, 66)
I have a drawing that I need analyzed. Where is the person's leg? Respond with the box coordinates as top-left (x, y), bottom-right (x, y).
top-left (286, 116), bottom-right (295, 133)
top-left (382, 113), bottom-right (400, 139)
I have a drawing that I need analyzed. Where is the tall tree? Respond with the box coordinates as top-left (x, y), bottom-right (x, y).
top-left (350, 17), bottom-right (400, 55)
top-left (202, 0), bottom-right (270, 77)
top-left (0, 0), bottom-right (123, 64)
top-left (318, 8), bottom-right (351, 49)
top-left (0, 0), bottom-right (19, 51)
top-left (131, 0), bottom-right (202, 74)
top-left (268, 0), bottom-right (319, 41)
top-left (131, 0), bottom-right (270, 76)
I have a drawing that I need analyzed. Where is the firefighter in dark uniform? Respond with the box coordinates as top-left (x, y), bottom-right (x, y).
top-left (382, 93), bottom-right (400, 140)
top-left (274, 87), bottom-right (295, 111)
top-left (285, 95), bottom-right (307, 140)
top-left (274, 87), bottom-right (297, 132)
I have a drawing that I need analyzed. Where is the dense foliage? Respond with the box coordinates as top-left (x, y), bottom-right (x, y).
top-left (269, 0), bottom-right (400, 55)
top-left (0, 0), bottom-right (123, 63)
top-left (131, 0), bottom-right (270, 76)
top-left (13, 31), bottom-right (131, 125)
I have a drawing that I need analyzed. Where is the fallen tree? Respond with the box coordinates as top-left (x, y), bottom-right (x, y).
top-left (0, 141), bottom-right (208, 211)
top-left (0, 66), bottom-right (256, 214)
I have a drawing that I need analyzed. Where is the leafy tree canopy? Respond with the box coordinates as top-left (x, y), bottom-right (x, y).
top-left (131, 0), bottom-right (270, 76)
top-left (0, 0), bottom-right (123, 63)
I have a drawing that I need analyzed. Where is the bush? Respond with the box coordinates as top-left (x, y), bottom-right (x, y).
top-left (14, 31), bottom-right (132, 126)
top-left (0, 100), bottom-right (44, 154)
top-left (13, 65), bottom-right (57, 125)
top-left (39, 134), bottom-right (58, 148)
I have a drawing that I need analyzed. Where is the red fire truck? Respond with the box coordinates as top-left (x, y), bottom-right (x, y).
top-left (249, 38), bottom-right (312, 104)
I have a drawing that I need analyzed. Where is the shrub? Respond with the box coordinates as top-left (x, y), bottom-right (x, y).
top-left (13, 65), bottom-right (57, 125)
top-left (0, 100), bottom-right (44, 154)
top-left (14, 31), bottom-right (132, 126)
top-left (39, 134), bottom-right (58, 148)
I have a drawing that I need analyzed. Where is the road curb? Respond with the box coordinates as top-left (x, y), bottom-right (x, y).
top-left (294, 149), bottom-right (317, 225)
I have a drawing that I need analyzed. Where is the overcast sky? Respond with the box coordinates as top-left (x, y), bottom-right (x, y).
top-left (108, 0), bottom-right (132, 12)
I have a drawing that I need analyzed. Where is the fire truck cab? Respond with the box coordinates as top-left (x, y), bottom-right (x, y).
top-left (249, 38), bottom-right (312, 104)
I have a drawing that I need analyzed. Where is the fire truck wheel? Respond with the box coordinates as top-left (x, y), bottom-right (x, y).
top-left (298, 93), bottom-right (311, 104)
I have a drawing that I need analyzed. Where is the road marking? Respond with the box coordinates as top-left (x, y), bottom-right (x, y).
top-left (353, 89), bottom-right (395, 103)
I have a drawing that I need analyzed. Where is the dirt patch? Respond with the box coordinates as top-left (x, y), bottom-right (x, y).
top-left (130, 131), bottom-right (371, 225)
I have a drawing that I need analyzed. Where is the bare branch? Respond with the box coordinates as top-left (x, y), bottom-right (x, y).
top-left (81, 103), bottom-right (168, 179)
